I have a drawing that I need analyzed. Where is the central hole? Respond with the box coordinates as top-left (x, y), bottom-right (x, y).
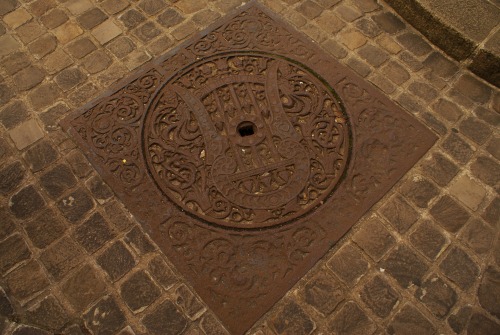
top-left (237, 121), bottom-right (256, 137)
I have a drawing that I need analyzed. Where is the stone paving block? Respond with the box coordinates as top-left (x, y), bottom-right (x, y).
top-left (0, 98), bottom-right (26, 126)
top-left (142, 299), bottom-right (188, 335)
top-left (107, 36), bottom-right (136, 58)
top-left (396, 32), bottom-right (432, 57)
top-left (448, 174), bottom-right (487, 211)
top-left (68, 82), bottom-right (99, 107)
top-left (66, 37), bottom-right (97, 59)
top-left (397, 92), bottom-right (425, 114)
top-left (81, 50), bottom-right (112, 74)
top-left (155, 8), bottom-right (183, 30)
top-left (0, 83), bottom-right (14, 106)
top-left (431, 98), bottom-right (462, 123)
top-left (439, 247), bottom-right (479, 290)
top-left (415, 274), bottom-right (456, 319)
top-left (475, 106), bottom-right (499, 127)
top-left (42, 49), bottom-right (73, 75)
top-left (0, 234), bottom-right (31, 274)
top-left (369, 73), bottom-right (396, 94)
top-left (24, 295), bottom-right (69, 332)
top-left (54, 67), bottom-right (86, 92)
top-left (430, 195), bottom-right (470, 233)
top-left (0, 0), bottom-right (18, 16)
top-left (328, 301), bottom-right (376, 335)
top-left (377, 35), bottom-right (402, 55)
top-left (0, 52), bottom-right (30, 76)
top-left (40, 164), bottom-right (78, 199)
top-left (175, 0), bottom-right (207, 14)
top-left (65, 0), bottom-right (93, 15)
top-left (400, 177), bottom-right (438, 209)
top-left (13, 66), bottom-right (45, 91)
top-left (336, 5), bottom-right (362, 21)
top-left (175, 284), bottom-right (205, 320)
top-left (358, 44), bottom-right (388, 67)
top-left (421, 112), bottom-right (446, 135)
top-left (327, 244), bottom-right (369, 286)
top-left (409, 220), bottom-right (448, 260)
top-left (16, 21), bottom-right (45, 44)
top-left (478, 266), bottom-right (500, 320)
top-left (74, 212), bottom-right (114, 254)
top-left (23, 209), bottom-right (66, 249)
top-left (172, 21), bottom-right (197, 41)
top-left (387, 304), bottom-right (435, 335)
top-left (61, 264), bottom-right (107, 312)
top-left (447, 305), bottom-right (472, 334)
top-left (124, 226), bottom-right (155, 255)
top-left (346, 56), bottom-right (371, 77)
top-left (380, 61), bottom-right (409, 85)
top-left (9, 185), bottom-right (46, 219)
top-left (379, 195), bottom-right (419, 233)
top-left (322, 39), bottom-right (348, 59)
top-left (315, 12), bottom-right (345, 34)
top-left (372, 12), bottom-right (405, 34)
top-left (30, 83), bottom-right (64, 111)
top-left (120, 9), bottom-right (146, 29)
top-left (28, 34), bottom-right (57, 59)
top-left (270, 301), bottom-right (315, 335)
top-left (442, 133), bottom-right (474, 164)
top-left (134, 22), bottom-right (161, 42)
top-left (85, 175), bottom-right (113, 203)
top-left (56, 187), bottom-right (94, 223)
top-left (103, 201), bottom-right (134, 231)
top-left (138, 0), bottom-right (166, 15)
top-left (92, 19), bottom-right (122, 44)
top-left (467, 312), bottom-right (500, 334)
top-left (83, 295), bottom-right (126, 334)
top-left (97, 241), bottom-right (135, 281)
top-left (40, 8), bottom-right (68, 29)
top-left (77, 8), bottom-right (107, 30)
top-left (199, 313), bottom-right (228, 335)
top-left (5, 260), bottom-right (49, 302)
top-left (470, 156), bottom-right (499, 187)
top-left (0, 287), bottom-right (14, 317)
top-left (29, 0), bottom-right (56, 16)
top-left (423, 52), bottom-right (458, 78)
top-left (148, 255), bottom-right (177, 290)
top-left (3, 8), bottom-right (32, 29)
top-left (0, 35), bottom-right (21, 57)
top-left (408, 81), bottom-right (438, 102)
top-left (360, 275), bottom-right (399, 318)
top-left (101, 0), bottom-right (129, 15)
top-left (65, 150), bottom-right (91, 179)
top-left (39, 236), bottom-right (83, 280)
top-left (192, 9), bottom-right (220, 27)
top-left (303, 271), bottom-right (344, 316)
top-left (459, 118), bottom-right (492, 145)
top-left (382, 245), bottom-right (429, 288)
top-left (296, 0), bottom-right (322, 20)
top-left (338, 30), bottom-right (367, 50)
top-left (0, 208), bottom-right (16, 240)
top-left (455, 74), bottom-right (492, 104)
top-left (352, 216), bottom-right (395, 261)
top-left (421, 153), bottom-right (459, 187)
top-left (0, 161), bottom-right (25, 195)
top-left (460, 218), bottom-right (495, 255)
top-left (482, 196), bottom-right (499, 226)
top-left (121, 270), bottom-right (161, 312)
top-left (53, 21), bottom-right (83, 45)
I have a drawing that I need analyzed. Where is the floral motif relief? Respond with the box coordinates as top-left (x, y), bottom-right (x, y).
top-left (72, 70), bottom-right (162, 188)
top-left (160, 214), bottom-right (324, 306)
top-left (144, 53), bottom-right (350, 229)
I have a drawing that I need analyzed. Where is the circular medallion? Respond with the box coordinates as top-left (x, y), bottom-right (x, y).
top-left (143, 53), bottom-right (350, 229)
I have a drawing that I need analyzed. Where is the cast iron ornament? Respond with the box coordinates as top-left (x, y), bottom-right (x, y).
top-left (62, 2), bottom-right (437, 334)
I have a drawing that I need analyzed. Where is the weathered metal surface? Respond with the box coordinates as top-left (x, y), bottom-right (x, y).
top-left (61, 2), bottom-right (437, 334)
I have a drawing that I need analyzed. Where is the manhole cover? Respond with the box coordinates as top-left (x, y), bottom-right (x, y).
top-left (62, 2), bottom-right (437, 334)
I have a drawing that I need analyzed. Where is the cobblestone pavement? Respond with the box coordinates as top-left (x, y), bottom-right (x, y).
top-left (0, 0), bottom-right (498, 334)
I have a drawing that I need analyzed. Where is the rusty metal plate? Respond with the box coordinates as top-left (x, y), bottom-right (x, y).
top-left (62, 2), bottom-right (437, 334)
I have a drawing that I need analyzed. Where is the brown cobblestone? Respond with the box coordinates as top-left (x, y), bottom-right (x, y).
top-left (339, 30), bottom-right (367, 50)
top-left (66, 37), bottom-right (96, 59)
top-left (467, 313), bottom-right (500, 335)
top-left (303, 271), bottom-right (343, 316)
top-left (13, 66), bottom-right (45, 91)
top-left (0, 83), bottom-right (14, 106)
top-left (352, 216), bottom-right (395, 261)
top-left (23, 209), bottom-right (66, 249)
top-left (430, 195), bottom-right (470, 233)
top-left (297, 0), bottom-right (322, 19)
top-left (381, 61), bottom-right (410, 84)
top-left (83, 295), bottom-right (126, 334)
top-left (9, 185), bottom-right (46, 219)
top-left (175, 284), bottom-right (205, 320)
top-left (336, 5), bottom-right (362, 21)
top-left (380, 195), bottom-right (419, 233)
top-left (74, 212), bottom-right (114, 254)
top-left (328, 301), bottom-right (376, 335)
top-left (355, 18), bottom-right (381, 37)
top-left (192, 9), bottom-right (220, 27)
top-left (40, 8), bottom-right (68, 29)
top-left (134, 22), bottom-right (161, 42)
top-left (107, 36), bottom-right (135, 58)
top-left (0, 0), bottom-right (19, 16)
top-left (408, 81), bottom-right (438, 102)
top-left (16, 21), bottom-right (45, 44)
top-left (409, 220), bottom-right (448, 260)
top-left (121, 270), bottom-right (161, 312)
top-left (4, 8), bottom-right (31, 29)
top-left (92, 19), bottom-right (122, 44)
top-left (432, 98), bottom-right (463, 123)
top-left (455, 74), bottom-right (492, 104)
top-left (174, 0), bottom-right (208, 14)
top-left (65, 0), bottom-right (93, 15)
top-left (138, 0), bottom-right (166, 15)
top-left (101, 0), bottom-right (129, 15)
top-left (475, 106), bottom-right (499, 127)
top-left (315, 12), bottom-right (345, 34)
top-left (327, 244), bottom-right (369, 286)
top-left (24, 295), bottom-right (69, 332)
top-left (0, 161), bottom-right (25, 195)
top-left (172, 21), bottom-right (197, 41)
top-left (39, 164), bottom-right (78, 199)
top-left (61, 264), bottom-right (107, 312)
top-left (142, 299), bottom-right (188, 335)
top-left (0, 208), bottom-right (16, 240)
top-left (369, 74), bottom-right (396, 94)
top-left (442, 133), bottom-right (474, 164)
top-left (416, 274), bottom-right (457, 319)
top-left (124, 226), bottom-right (155, 255)
top-left (148, 255), bottom-right (177, 290)
top-left (54, 67), bottom-right (86, 91)
top-left (448, 174), bottom-right (487, 211)
top-left (120, 9), bottom-right (146, 29)
top-left (459, 118), bottom-right (492, 144)
top-left (382, 245), bottom-right (429, 288)
top-left (421, 112), bottom-right (447, 135)
top-left (82, 50), bottom-right (112, 74)
top-left (482, 196), bottom-right (499, 226)
top-left (270, 301), bottom-right (315, 335)
top-left (397, 32), bottom-right (432, 57)
top-left (361, 275), bottom-right (399, 318)
top-left (372, 12), bottom-right (405, 34)
top-left (77, 8), bottom-right (107, 30)
top-left (0, 35), bottom-right (21, 58)
top-left (104, 201), bottom-right (134, 231)
top-left (5, 260), bottom-right (49, 302)
top-left (447, 305), bottom-right (472, 334)
top-left (0, 234), bottom-right (31, 274)
top-left (66, 150), bottom-right (92, 178)
top-left (470, 156), bottom-right (499, 187)
top-left (124, 49), bottom-right (151, 70)
top-left (97, 241), bottom-right (135, 281)
top-left (439, 247), bottom-right (480, 290)
top-left (42, 50), bottom-right (73, 74)
top-left (40, 237), bottom-right (83, 280)
top-left (346, 56), bottom-right (371, 77)
top-left (400, 177), bottom-right (438, 209)
top-left (53, 21), bottom-right (83, 45)
top-left (0, 52), bottom-right (30, 76)
top-left (460, 218), bottom-right (494, 255)
top-left (56, 187), bottom-right (94, 223)
top-left (399, 51), bottom-right (424, 72)
top-left (387, 304), bottom-right (435, 335)
top-left (28, 34), bottom-right (57, 59)
top-left (423, 52), bottom-right (458, 79)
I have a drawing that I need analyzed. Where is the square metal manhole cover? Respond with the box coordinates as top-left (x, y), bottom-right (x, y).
top-left (62, 2), bottom-right (437, 334)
